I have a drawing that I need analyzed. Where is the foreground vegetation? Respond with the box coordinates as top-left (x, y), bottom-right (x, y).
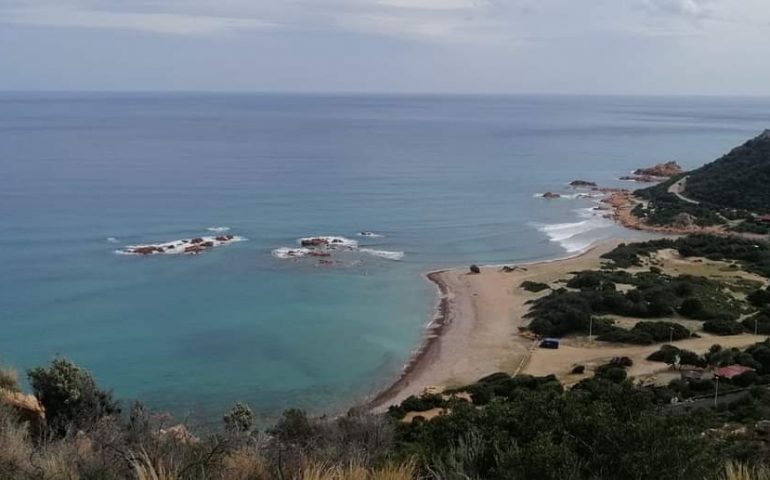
top-left (5, 338), bottom-right (770, 479)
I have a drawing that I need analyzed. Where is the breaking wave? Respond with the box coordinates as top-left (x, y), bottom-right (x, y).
top-left (535, 207), bottom-right (613, 253)
top-left (116, 234), bottom-right (245, 256)
top-left (207, 226), bottom-right (230, 233)
top-left (273, 235), bottom-right (403, 262)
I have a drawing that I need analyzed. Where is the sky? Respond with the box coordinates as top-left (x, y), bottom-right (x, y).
top-left (1, 0), bottom-right (769, 95)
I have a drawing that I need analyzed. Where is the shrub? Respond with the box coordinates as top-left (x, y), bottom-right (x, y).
top-left (27, 358), bottom-right (119, 433)
top-left (703, 319), bottom-right (745, 336)
top-left (633, 321), bottom-right (691, 342)
top-left (224, 402), bottom-right (254, 433)
top-left (520, 281), bottom-right (550, 293)
top-left (732, 371), bottom-right (759, 388)
top-left (647, 345), bottom-right (706, 367)
top-left (679, 298), bottom-right (704, 317)
top-left (595, 364), bottom-right (628, 383)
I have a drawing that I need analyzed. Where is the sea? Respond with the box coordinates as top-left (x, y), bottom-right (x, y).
top-left (2, 93), bottom-right (769, 425)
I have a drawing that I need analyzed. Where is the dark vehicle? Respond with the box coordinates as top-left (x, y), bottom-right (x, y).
top-left (540, 338), bottom-right (560, 349)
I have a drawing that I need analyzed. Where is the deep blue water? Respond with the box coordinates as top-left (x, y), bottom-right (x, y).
top-left (1, 93), bottom-right (769, 423)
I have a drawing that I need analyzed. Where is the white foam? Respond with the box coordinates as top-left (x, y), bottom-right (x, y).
top-left (534, 192), bottom-right (602, 200)
top-left (117, 234), bottom-right (245, 256)
top-left (535, 207), bottom-right (613, 254)
top-left (272, 247), bottom-right (310, 259)
top-left (107, 237), bottom-right (119, 243)
top-left (360, 248), bottom-right (405, 260)
top-left (357, 231), bottom-right (384, 238)
top-left (207, 226), bottom-right (230, 233)
top-left (297, 236), bottom-right (359, 249)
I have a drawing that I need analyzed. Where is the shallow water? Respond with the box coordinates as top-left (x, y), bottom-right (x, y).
top-left (2, 93), bottom-right (769, 423)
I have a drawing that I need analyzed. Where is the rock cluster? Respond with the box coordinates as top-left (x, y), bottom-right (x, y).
top-left (633, 161), bottom-right (683, 178)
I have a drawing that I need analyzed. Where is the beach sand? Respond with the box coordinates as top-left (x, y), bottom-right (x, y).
top-left (369, 242), bottom-right (623, 411)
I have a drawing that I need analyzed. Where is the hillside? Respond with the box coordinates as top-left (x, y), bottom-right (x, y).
top-left (632, 130), bottom-right (770, 231)
top-left (685, 129), bottom-right (770, 213)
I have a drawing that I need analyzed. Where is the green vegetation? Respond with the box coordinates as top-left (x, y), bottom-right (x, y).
top-left (631, 131), bottom-right (770, 228)
top-left (634, 176), bottom-right (726, 227)
top-left (685, 130), bottom-right (770, 213)
top-left (520, 280), bottom-right (550, 292)
top-left (601, 234), bottom-right (770, 278)
top-left (28, 357), bottom-right (119, 434)
top-left (526, 266), bottom-right (745, 338)
top-left (7, 341), bottom-right (770, 478)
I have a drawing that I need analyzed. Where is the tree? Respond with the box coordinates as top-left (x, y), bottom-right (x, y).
top-left (224, 402), bottom-right (254, 433)
top-left (28, 358), bottom-right (118, 433)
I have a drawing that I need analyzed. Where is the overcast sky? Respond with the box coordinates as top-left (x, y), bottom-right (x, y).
top-left (1, 0), bottom-right (769, 94)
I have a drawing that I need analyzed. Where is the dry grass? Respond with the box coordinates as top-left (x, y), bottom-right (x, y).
top-left (0, 367), bottom-right (20, 392)
top-left (130, 450), bottom-right (179, 480)
top-left (298, 459), bottom-right (417, 480)
top-left (723, 462), bottom-right (770, 480)
top-left (221, 447), bottom-right (270, 480)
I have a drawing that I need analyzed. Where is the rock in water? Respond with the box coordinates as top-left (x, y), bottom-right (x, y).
top-left (633, 161), bottom-right (683, 177)
top-left (541, 192), bottom-right (561, 199)
top-left (469, 264), bottom-right (481, 274)
top-left (569, 180), bottom-right (597, 187)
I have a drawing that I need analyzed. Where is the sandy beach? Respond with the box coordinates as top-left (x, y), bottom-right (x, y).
top-left (369, 239), bottom-right (769, 412)
top-left (369, 242), bottom-right (624, 411)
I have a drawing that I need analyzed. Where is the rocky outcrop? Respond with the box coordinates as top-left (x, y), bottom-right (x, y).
top-left (541, 192), bottom-right (561, 199)
top-left (570, 180), bottom-right (597, 187)
top-left (469, 264), bottom-right (481, 274)
top-left (132, 246), bottom-right (165, 255)
top-left (633, 161), bottom-right (683, 178)
top-left (620, 175), bottom-right (658, 183)
top-left (301, 238), bottom-right (329, 247)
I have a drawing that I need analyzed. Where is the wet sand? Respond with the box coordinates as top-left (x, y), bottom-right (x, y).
top-left (368, 242), bottom-right (623, 411)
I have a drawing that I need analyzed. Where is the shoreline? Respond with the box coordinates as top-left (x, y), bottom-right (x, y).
top-left (367, 241), bottom-right (621, 412)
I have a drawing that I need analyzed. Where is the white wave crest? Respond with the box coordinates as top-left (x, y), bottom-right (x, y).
top-left (536, 207), bottom-right (613, 253)
top-left (357, 231), bottom-right (384, 238)
top-left (207, 226), bottom-right (230, 232)
top-left (272, 247), bottom-right (311, 259)
top-left (359, 248), bottom-right (405, 260)
top-left (117, 234), bottom-right (245, 256)
top-left (107, 237), bottom-right (119, 243)
top-left (297, 236), bottom-right (359, 249)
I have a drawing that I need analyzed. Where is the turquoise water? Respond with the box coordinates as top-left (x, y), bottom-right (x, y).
top-left (2, 93), bottom-right (769, 423)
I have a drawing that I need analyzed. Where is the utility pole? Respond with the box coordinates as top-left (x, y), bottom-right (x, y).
top-left (669, 326), bottom-right (674, 343)
top-left (713, 376), bottom-right (720, 407)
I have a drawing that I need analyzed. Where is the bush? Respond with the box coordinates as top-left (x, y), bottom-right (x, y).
top-left (520, 281), bottom-right (550, 293)
top-left (633, 321), bottom-right (691, 342)
top-left (703, 319), bottom-right (745, 336)
top-left (732, 371), bottom-right (759, 388)
top-left (27, 358), bottom-right (119, 433)
top-left (679, 298), bottom-right (704, 317)
top-left (747, 288), bottom-right (770, 308)
top-left (595, 364), bottom-right (628, 383)
top-left (571, 365), bottom-right (585, 374)
top-left (647, 345), bottom-right (706, 367)
top-left (597, 327), bottom-right (654, 345)
top-left (224, 402), bottom-right (254, 433)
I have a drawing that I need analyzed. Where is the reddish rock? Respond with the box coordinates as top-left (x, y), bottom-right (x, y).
top-left (215, 234), bottom-right (234, 242)
top-left (633, 161), bottom-right (683, 178)
top-left (308, 251), bottom-right (331, 257)
top-left (201, 241), bottom-right (214, 247)
top-left (132, 246), bottom-right (164, 255)
top-left (184, 245), bottom-right (205, 254)
top-left (190, 238), bottom-right (204, 244)
top-left (301, 238), bottom-right (329, 247)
